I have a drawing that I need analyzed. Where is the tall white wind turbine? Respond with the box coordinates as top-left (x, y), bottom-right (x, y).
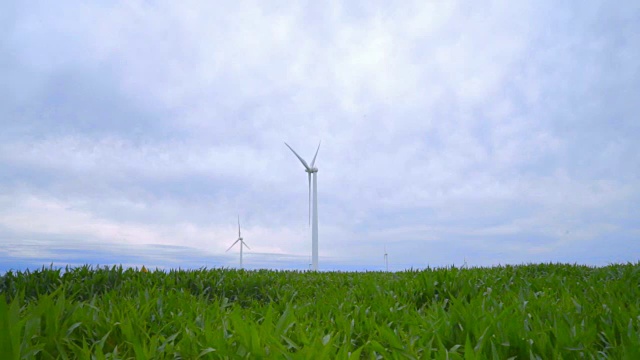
top-left (226, 215), bottom-right (250, 268)
top-left (384, 246), bottom-right (388, 272)
top-left (285, 141), bottom-right (321, 271)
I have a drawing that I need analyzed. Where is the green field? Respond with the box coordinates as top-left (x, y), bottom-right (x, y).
top-left (1, 263), bottom-right (639, 359)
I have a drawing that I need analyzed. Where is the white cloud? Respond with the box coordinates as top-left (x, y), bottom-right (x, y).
top-left (1, 0), bottom-right (638, 270)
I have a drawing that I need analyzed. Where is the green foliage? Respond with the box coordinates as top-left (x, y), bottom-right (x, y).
top-left (1, 263), bottom-right (639, 358)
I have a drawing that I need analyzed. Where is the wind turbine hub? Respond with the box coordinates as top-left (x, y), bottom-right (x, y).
top-left (306, 167), bottom-right (318, 173)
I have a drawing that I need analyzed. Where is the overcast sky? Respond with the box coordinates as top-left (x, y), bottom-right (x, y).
top-left (1, 1), bottom-right (638, 272)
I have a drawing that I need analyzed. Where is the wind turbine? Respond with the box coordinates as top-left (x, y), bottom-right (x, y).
top-left (226, 215), bottom-right (250, 268)
top-left (285, 141), bottom-right (321, 271)
top-left (384, 246), bottom-right (388, 272)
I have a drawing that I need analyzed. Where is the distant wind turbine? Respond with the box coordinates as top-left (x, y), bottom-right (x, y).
top-left (285, 141), bottom-right (321, 271)
top-left (384, 246), bottom-right (388, 272)
top-left (226, 215), bottom-right (250, 268)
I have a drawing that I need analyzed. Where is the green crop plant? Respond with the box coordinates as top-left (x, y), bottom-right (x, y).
top-left (1, 263), bottom-right (639, 358)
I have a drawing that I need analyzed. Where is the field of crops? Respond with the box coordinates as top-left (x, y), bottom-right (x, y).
top-left (1, 263), bottom-right (639, 359)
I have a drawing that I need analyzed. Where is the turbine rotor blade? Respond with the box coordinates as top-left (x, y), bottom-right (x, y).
top-left (308, 172), bottom-right (311, 226)
top-left (226, 239), bottom-right (241, 252)
top-left (238, 215), bottom-right (241, 238)
top-left (285, 142), bottom-right (311, 170)
top-left (242, 241), bottom-right (250, 250)
top-left (310, 141), bottom-right (321, 168)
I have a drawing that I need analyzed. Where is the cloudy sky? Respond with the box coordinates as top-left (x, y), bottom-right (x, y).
top-left (1, 1), bottom-right (638, 272)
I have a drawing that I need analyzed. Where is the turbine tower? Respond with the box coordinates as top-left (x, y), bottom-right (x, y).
top-left (285, 141), bottom-right (321, 271)
top-left (384, 246), bottom-right (388, 272)
top-left (226, 215), bottom-right (250, 268)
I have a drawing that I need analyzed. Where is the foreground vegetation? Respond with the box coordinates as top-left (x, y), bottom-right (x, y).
top-left (1, 263), bottom-right (639, 359)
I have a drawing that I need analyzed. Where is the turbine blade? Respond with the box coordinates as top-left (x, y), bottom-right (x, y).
top-left (242, 241), bottom-right (250, 250)
top-left (308, 172), bottom-right (311, 226)
top-left (285, 142), bottom-right (311, 170)
top-left (226, 239), bottom-right (241, 252)
top-left (310, 141), bottom-right (321, 167)
top-left (238, 215), bottom-right (241, 238)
